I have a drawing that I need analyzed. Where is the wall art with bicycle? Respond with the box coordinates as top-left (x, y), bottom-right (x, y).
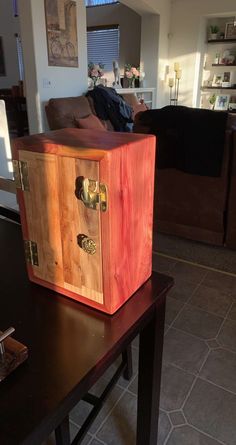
top-left (44, 0), bottom-right (78, 67)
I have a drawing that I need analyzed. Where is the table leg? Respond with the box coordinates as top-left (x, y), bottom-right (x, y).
top-left (136, 296), bottom-right (166, 445)
top-left (122, 344), bottom-right (133, 380)
top-left (55, 415), bottom-right (70, 445)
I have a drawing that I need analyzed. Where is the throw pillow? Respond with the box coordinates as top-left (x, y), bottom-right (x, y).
top-left (75, 114), bottom-right (107, 131)
top-left (132, 102), bottom-right (149, 120)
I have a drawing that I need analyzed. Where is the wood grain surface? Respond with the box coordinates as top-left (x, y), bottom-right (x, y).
top-left (13, 129), bottom-right (156, 313)
top-left (100, 137), bottom-right (156, 313)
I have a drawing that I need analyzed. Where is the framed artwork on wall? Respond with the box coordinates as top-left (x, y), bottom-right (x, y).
top-left (44, 0), bottom-right (78, 67)
top-left (225, 23), bottom-right (236, 40)
top-left (0, 37), bottom-right (6, 76)
top-left (214, 94), bottom-right (230, 111)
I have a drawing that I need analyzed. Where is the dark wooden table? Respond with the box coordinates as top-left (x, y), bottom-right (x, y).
top-left (0, 219), bottom-right (173, 445)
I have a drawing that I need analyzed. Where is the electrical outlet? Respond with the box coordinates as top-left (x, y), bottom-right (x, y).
top-left (43, 78), bottom-right (52, 88)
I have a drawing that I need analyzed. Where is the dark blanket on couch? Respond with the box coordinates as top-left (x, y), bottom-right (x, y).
top-left (86, 85), bottom-right (133, 132)
top-left (137, 106), bottom-right (228, 176)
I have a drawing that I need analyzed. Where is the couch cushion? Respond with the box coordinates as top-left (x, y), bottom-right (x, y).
top-left (75, 114), bottom-right (107, 131)
top-left (45, 96), bottom-right (93, 130)
top-left (120, 93), bottom-right (139, 107)
top-left (132, 102), bottom-right (148, 120)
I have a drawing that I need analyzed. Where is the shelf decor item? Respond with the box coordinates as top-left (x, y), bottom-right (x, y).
top-left (169, 63), bottom-right (182, 105)
top-left (214, 94), bottom-right (230, 110)
top-left (212, 74), bottom-right (223, 87)
top-left (222, 71), bottom-right (233, 87)
top-left (88, 61), bottom-right (105, 87)
top-left (209, 25), bottom-right (219, 40)
top-left (124, 64), bottom-right (140, 88)
top-left (225, 22), bottom-right (236, 40)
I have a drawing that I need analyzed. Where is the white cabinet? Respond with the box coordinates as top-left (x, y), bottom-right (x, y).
top-left (115, 87), bottom-right (156, 109)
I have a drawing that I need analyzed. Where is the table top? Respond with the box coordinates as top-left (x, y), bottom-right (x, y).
top-left (0, 219), bottom-right (173, 445)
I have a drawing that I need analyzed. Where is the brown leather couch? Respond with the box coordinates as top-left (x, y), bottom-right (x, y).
top-left (134, 106), bottom-right (236, 247)
top-left (45, 92), bottom-right (146, 131)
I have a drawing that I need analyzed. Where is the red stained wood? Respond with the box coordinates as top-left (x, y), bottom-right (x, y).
top-left (12, 129), bottom-right (156, 314)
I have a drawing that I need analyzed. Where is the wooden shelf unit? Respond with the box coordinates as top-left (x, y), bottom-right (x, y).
top-left (201, 86), bottom-right (236, 90)
top-left (212, 64), bottom-right (236, 67)
top-left (208, 39), bottom-right (236, 44)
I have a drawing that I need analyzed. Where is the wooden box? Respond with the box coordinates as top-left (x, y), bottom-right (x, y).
top-left (12, 129), bottom-right (156, 314)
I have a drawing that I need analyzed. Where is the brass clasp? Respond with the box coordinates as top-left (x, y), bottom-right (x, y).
top-left (75, 177), bottom-right (108, 212)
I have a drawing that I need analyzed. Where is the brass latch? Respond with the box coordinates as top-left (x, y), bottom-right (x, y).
top-left (12, 160), bottom-right (29, 191)
top-left (75, 177), bottom-right (108, 212)
top-left (24, 240), bottom-right (39, 266)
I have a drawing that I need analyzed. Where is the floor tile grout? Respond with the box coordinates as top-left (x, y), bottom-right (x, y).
top-left (69, 255), bottom-right (236, 445)
top-left (197, 375), bottom-right (236, 397)
top-left (184, 423), bottom-right (227, 445)
top-left (165, 271), bottom-right (208, 336)
top-left (154, 251), bottom-right (236, 278)
top-left (88, 371), bottom-right (139, 442)
top-left (168, 293), bottom-right (229, 320)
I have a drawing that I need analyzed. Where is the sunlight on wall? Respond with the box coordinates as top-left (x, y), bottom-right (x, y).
top-left (0, 100), bottom-right (13, 178)
top-left (166, 53), bottom-right (200, 106)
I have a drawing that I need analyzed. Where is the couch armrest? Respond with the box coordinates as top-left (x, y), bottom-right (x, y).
top-left (133, 111), bottom-right (151, 133)
top-left (45, 96), bottom-right (93, 130)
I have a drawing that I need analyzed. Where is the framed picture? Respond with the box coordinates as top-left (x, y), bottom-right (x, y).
top-left (225, 22), bottom-right (236, 40)
top-left (222, 72), bottom-right (231, 83)
top-left (0, 37), bottom-right (6, 76)
top-left (214, 94), bottom-right (230, 111)
top-left (212, 74), bottom-right (223, 87)
top-left (44, 0), bottom-right (78, 67)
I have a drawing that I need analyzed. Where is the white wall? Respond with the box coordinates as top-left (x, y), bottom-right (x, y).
top-left (123, 0), bottom-right (171, 107)
top-left (86, 3), bottom-right (141, 84)
top-left (19, 0), bottom-right (88, 133)
top-left (0, 100), bottom-right (17, 209)
top-left (169, 0), bottom-right (236, 107)
top-left (0, 1), bottom-right (20, 89)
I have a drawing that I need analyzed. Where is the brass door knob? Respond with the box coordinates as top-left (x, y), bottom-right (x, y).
top-left (77, 234), bottom-right (96, 255)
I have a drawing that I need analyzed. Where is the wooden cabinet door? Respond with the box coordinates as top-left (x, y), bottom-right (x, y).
top-left (19, 150), bottom-right (103, 305)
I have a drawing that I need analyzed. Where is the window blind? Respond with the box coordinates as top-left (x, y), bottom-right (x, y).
top-left (86, 0), bottom-right (118, 6)
top-left (87, 27), bottom-right (119, 72)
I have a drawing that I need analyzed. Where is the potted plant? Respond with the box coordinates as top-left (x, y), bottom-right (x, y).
top-left (209, 25), bottom-right (219, 40)
top-left (209, 93), bottom-right (216, 109)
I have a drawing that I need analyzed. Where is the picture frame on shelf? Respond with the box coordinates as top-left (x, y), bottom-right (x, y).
top-left (212, 74), bottom-right (223, 87)
top-left (222, 71), bottom-right (233, 87)
top-left (214, 94), bottom-right (230, 111)
top-left (225, 22), bottom-right (236, 40)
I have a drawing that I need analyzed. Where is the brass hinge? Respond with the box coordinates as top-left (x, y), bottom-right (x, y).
top-left (77, 178), bottom-right (108, 212)
top-left (12, 160), bottom-right (29, 191)
top-left (24, 240), bottom-right (39, 266)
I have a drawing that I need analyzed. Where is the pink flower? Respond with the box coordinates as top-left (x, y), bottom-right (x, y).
top-left (90, 69), bottom-right (99, 77)
top-left (125, 71), bottom-right (133, 79)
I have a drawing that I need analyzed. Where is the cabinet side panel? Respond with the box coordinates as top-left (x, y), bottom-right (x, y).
top-left (19, 151), bottom-right (64, 286)
top-left (58, 157), bottom-right (103, 304)
top-left (100, 136), bottom-right (156, 313)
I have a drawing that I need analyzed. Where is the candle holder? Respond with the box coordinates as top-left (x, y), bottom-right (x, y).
top-left (169, 64), bottom-right (182, 105)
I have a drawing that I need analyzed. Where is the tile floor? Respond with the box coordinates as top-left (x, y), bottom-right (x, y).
top-left (44, 253), bottom-right (236, 445)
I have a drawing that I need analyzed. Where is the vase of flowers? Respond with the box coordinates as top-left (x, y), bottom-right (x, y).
top-left (124, 64), bottom-right (140, 88)
top-left (88, 61), bottom-right (105, 87)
